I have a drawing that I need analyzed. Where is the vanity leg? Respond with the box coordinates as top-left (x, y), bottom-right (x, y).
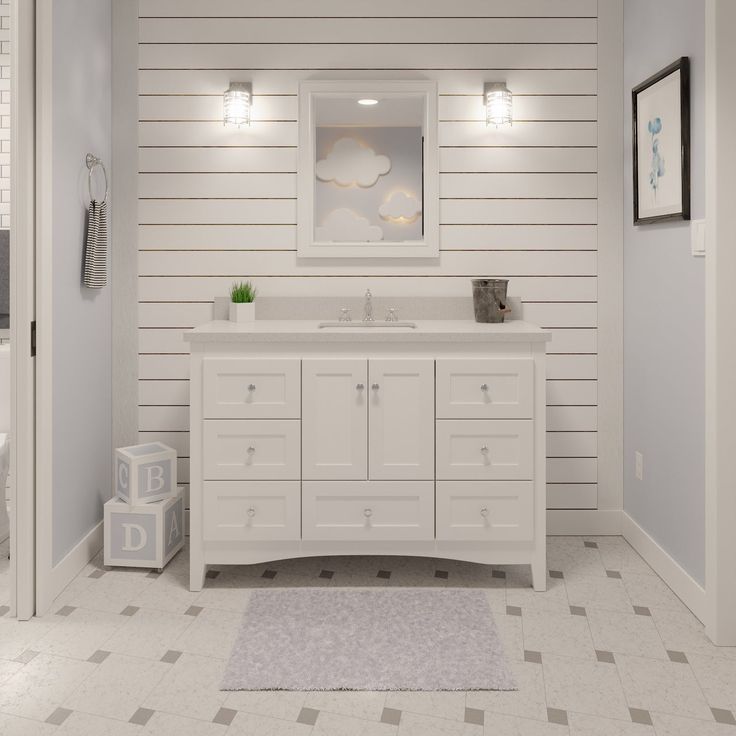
top-left (190, 549), bottom-right (206, 592)
top-left (531, 555), bottom-right (547, 592)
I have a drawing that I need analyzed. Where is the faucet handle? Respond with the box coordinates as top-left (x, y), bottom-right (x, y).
top-left (339, 307), bottom-right (352, 322)
top-left (385, 307), bottom-right (398, 322)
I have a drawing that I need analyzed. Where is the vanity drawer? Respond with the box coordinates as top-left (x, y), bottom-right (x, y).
top-left (203, 481), bottom-right (300, 542)
top-left (302, 481), bottom-right (434, 541)
top-left (203, 358), bottom-right (300, 419)
top-left (436, 419), bottom-right (533, 481)
top-left (436, 481), bottom-right (534, 542)
top-left (203, 420), bottom-right (300, 480)
top-left (436, 359), bottom-right (533, 419)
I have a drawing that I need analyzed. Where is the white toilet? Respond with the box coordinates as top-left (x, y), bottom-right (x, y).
top-left (0, 344), bottom-right (10, 543)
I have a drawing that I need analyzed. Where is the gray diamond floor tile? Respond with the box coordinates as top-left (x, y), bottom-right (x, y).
top-left (712, 708), bottom-right (736, 725)
top-left (213, 707), bottom-right (238, 726)
top-left (547, 707), bottom-right (568, 725)
top-left (629, 707), bottom-right (653, 725)
top-left (129, 707), bottom-right (155, 726)
top-left (297, 707), bottom-right (319, 726)
top-left (45, 707), bottom-right (72, 726)
top-left (465, 707), bottom-right (484, 725)
top-left (381, 707), bottom-right (402, 726)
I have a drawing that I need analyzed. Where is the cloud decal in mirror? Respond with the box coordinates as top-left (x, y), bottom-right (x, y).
top-left (316, 137), bottom-right (391, 188)
top-left (379, 191), bottom-right (422, 223)
top-left (315, 208), bottom-right (384, 243)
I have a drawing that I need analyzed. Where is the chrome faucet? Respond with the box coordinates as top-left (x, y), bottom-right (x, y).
top-left (362, 289), bottom-right (374, 322)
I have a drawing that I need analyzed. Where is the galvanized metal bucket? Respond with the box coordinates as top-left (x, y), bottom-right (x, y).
top-left (471, 278), bottom-right (511, 323)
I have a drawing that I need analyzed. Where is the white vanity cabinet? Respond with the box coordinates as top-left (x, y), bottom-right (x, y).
top-left (185, 320), bottom-right (550, 593)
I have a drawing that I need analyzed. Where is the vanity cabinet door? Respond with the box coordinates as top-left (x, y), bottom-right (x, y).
top-left (368, 359), bottom-right (435, 480)
top-left (302, 359), bottom-right (367, 480)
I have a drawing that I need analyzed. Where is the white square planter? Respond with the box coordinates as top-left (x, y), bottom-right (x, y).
top-left (115, 442), bottom-right (177, 505)
top-left (104, 488), bottom-right (185, 569)
top-left (229, 301), bottom-right (256, 322)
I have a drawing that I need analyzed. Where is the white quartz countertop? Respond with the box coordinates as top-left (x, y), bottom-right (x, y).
top-left (184, 320), bottom-right (551, 343)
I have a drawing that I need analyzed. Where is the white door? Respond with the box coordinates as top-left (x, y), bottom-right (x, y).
top-left (368, 359), bottom-right (435, 480)
top-left (302, 359), bottom-right (367, 480)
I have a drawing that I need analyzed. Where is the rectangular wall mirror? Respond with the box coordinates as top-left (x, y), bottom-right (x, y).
top-left (297, 80), bottom-right (439, 259)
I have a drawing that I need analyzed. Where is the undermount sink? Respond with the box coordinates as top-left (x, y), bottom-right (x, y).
top-left (318, 321), bottom-right (417, 329)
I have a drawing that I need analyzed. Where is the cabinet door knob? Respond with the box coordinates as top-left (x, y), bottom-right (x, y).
top-left (247, 507), bottom-right (256, 518)
top-left (356, 383), bottom-right (365, 390)
top-left (480, 507), bottom-right (489, 518)
top-left (371, 383), bottom-right (380, 390)
top-left (247, 446), bottom-right (256, 454)
top-left (481, 445), bottom-right (489, 454)
top-left (480, 383), bottom-right (489, 391)
top-left (363, 508), bottom-right (373, 518)
top-left (248, 383), bottom-right (256, 391)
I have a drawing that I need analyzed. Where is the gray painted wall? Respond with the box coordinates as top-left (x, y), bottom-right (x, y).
top-left (623, 0), bottom-right (705, 583)
top-left (52, 0), bottom-right (112, 565)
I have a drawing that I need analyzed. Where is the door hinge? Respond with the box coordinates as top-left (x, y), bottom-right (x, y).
top-left (30, 321), bottom-right (36, 357)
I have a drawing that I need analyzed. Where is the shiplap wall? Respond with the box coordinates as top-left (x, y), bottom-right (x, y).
top-left (137, 0), bottom-right (600, 512)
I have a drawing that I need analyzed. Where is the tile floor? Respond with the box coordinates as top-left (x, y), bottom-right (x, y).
top-left (0, 536), bottom-right (735, 735)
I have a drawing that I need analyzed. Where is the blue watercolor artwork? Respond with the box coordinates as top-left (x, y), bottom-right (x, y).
top-left (648, 117), bottom-right (665, 198)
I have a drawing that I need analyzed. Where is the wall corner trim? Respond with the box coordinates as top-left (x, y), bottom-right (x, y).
top-left (622, 511), bottom-right (706, 623)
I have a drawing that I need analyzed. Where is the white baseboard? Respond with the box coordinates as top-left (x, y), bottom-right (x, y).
top-left (547, 509), bottom-right (623, 536)
top-left (622, 511), bottom-right (706, 623)
top-left (44, 521), bottom-right (103, 615)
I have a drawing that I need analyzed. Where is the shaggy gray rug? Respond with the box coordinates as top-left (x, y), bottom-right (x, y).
top-left (221, 588), bottom-right (517, 691)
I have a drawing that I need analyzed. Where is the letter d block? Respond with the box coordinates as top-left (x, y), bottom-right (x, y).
top-left (115, 442), bottom-right (177, 505)
top-left (104, 488), bottom-right (185, 569)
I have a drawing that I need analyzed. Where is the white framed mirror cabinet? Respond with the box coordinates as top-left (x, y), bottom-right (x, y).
top-left (297, 80), bottom-right (439, 259)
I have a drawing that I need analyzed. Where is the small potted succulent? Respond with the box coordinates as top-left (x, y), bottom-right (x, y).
top-left (229, 280), bottom-right (257, 322)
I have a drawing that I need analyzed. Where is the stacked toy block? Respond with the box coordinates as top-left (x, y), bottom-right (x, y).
top-left (104, 442), bottom-right (184, 569)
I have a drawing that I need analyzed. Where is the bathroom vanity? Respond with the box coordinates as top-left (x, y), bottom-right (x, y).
top-left (184, 320), bottom-right (551, 592)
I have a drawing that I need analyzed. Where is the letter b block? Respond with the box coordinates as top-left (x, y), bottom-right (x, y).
top-left (115, 442), bottom-right (177, 505)
top-left (104, 488), bottom-right (185, 569)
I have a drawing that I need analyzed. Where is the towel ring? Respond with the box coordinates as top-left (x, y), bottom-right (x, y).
top-left (86, 153), bottom-right (109, 204)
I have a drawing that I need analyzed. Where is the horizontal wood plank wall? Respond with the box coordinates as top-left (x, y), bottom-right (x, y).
top-left (137, 0), bottom-right (600, 512)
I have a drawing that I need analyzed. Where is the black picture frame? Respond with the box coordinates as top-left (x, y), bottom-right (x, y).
top-left (632, 56), bottom-right (691, 225)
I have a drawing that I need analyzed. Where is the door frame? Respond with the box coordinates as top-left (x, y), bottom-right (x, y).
top-left (704, 0), bottom-right (736, 646)
top-left (9, 0), bottom-right (37, 619)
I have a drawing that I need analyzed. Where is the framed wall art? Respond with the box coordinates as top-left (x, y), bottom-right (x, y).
top-left (632, 57), bottom-right (690, 225)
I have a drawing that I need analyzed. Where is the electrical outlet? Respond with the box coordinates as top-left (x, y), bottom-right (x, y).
top-left (635, 451), bottom-right (644, 481)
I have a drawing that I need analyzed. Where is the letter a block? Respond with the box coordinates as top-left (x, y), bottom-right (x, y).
top-left (115, 442), bottom-right (177, 505)
top-left (104, 488), bottom-right (185, 569)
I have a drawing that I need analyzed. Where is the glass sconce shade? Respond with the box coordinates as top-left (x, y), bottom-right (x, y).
top-left (484, 82), bottom-right (512, 127)
top-left (224, 82), bottom-right (252, 127)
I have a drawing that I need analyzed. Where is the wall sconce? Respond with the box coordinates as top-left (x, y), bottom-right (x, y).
top-left (223, 82), bottom-right (252, 127)
top-left (484, 82), bottom-right (513, 127)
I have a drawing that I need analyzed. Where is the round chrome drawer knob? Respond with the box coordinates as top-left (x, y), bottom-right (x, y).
top-left (247, 446), bottom-right (256, 454)
top-left (481, 445), bottom-right (489, 454)
top-left (480, 507), bottom-right (489, 518)
top-left (247, 507), bottom-right (256, 518)
top-left (363, 508), bottom-right (373, 518)
top-left (247, 384), bottom-right (256, 391)
top-left (480, 383), bottom-right (489, 391)
top-left (356, 383), bottom-right (365, 390)
top-left (371, 383), bottom-right (380, 390)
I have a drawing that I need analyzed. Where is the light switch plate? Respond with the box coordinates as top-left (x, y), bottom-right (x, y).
top-left (691, 219), bottom-right (706, 257)
top-left (635, 451), bottom-right (643, 481)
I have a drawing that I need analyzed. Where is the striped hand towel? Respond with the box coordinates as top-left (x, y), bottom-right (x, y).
top-left (83, 199), bottom-right (108, 288)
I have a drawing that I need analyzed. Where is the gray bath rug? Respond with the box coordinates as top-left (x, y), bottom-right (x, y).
top-left (221, 588), bottom-right (517, 691)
